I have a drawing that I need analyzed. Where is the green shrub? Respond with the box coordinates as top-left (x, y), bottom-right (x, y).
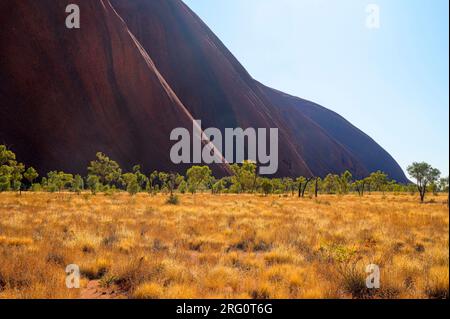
top-left (166, 194), bottom-right (179, 205)
top-left (31, 183), bottom-right (42, 192)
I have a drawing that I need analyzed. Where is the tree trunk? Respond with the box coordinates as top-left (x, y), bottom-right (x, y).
top-left (302, 178), bottom-right (313, 197)
top-left (252, 173), bottom-right (258, 194)
top-left (314, 178), bottom-right (319, 198)
top-left (420, 187), bottom-right (426, 202)
top-left (418, 183), bottom-right (426, 203)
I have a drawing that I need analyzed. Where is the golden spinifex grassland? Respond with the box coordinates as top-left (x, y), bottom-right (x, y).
top-left (0, 192), bottom-right (448, 299)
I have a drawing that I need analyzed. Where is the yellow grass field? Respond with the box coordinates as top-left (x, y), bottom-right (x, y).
top-left (0, 192), bottom-right (448, 299)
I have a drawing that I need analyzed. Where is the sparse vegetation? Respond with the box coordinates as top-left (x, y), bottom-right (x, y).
top-left (407, 162), bottom-right (441, 203)
top-left (1, 145), bottom-right (447, 202)
top-left (166, 194), bottom-right (180, 205)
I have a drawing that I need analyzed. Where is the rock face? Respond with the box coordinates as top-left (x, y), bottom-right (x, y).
top-left (0, 0), bottom-right (229, 175)
top-left (0, 0), bottom-right (408, 182)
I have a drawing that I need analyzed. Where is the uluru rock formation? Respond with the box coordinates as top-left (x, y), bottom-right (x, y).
top-left (0, 0), bottom-right (408, 182)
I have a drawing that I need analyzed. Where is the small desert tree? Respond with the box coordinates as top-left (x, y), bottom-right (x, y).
top-left (282, 177), bottom-right (295, 195)
top-left (86, 175), bottom-right (100, 195)
top-left (158, 172), bottom-right (169, 193)
top-left (439, 176), bottom-right (449, 207)
top-left (354, 179), bottom-right (366, 196)
top-left (45, 171), bottom-right (74, 193)
top-left (133, 165), bottom-right (149, 190)
top-left (269, 178), bottom-right (283, 194)
top-left (428, 182), bottom-right (439, 196)
top-left (322, 174), bottom-right (339, 194)
top-left (24, 167), bottom-right (39, 190)
top-left (297, 176), bottom-right (313, 198)
top-left (46, 171), bottom-right (74, 193)
top-left (0, 145), bottom-right (15, 165)
top-left (72, 175), bottom-right (84, 194)
top-left (386, 180), bottom-right (399, 192)
top-left (407, 162), bottom-right (441, 203)
top-left (0, 174), bottom-right (9, 192)
top-left (260, 178), bottom-right (273, 196)
top-left (12, 163), bottom-right (25, 193)
top-left (439, 177), bottom-right (449, 193)
top-left (178, 180), bottom-right (188, 194)
top-left (339, 170), bottom-right (353, 194)
top-left (212, 179), bottom-right (225, 194)
top-left (313, 177), bottom-right (321, 198)
top-left (122, 173), bottom-right (140, 196)
top-left (166, 172), bottom-right (183, 195)
top-left (147, 170), bottom-right (159, 194)
top-left (230, 161), bottom-right (257, 193)
top-left (0, 145), bottom-right (25, 193)
top-left (87, 152), bottom-right (122, 187)
top-left (186, 166), bottom-right (212, 194)
top-left (370, 171), bottom-right (389, 194)
top-left (363, 176), bottom-right (373, 194)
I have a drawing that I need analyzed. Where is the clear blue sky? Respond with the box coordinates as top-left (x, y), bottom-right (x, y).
top-left (183, 0), bottom-right (449, 177)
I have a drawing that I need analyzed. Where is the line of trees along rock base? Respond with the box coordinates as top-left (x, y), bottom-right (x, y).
top-left (1, 145), bottom-right (448, 203)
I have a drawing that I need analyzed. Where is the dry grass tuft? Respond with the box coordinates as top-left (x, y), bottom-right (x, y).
top-left (132, 282), bottom-right (164, 299)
